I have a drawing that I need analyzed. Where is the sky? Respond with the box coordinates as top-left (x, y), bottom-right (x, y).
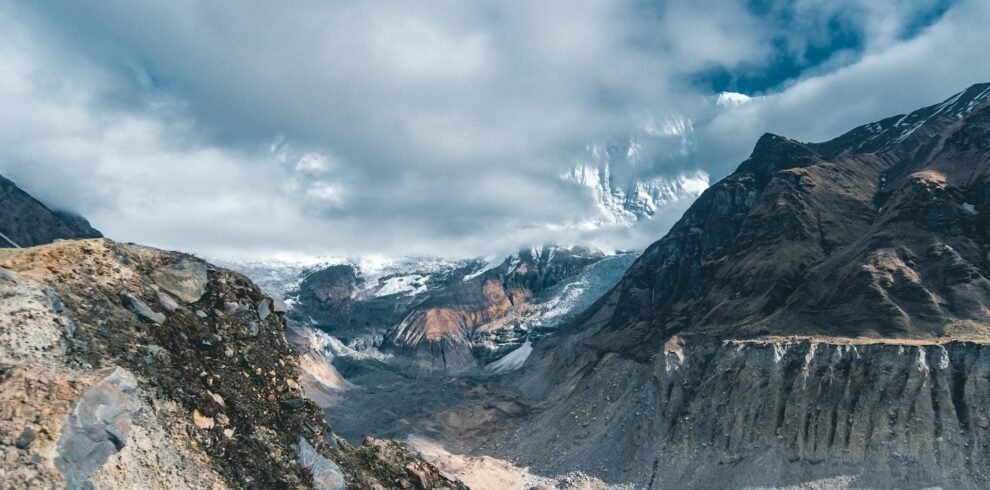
top-left (0, 0), bottom-right (987, 260)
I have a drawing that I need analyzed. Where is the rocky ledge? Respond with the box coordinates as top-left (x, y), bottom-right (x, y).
top-left (0, 239), bottom-right (464, 489)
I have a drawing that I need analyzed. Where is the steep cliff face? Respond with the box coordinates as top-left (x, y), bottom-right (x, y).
top-left (501, 337), bottom-right (990, 489)
top-left (0, 239), bottom-right (464, 489)
top-left (0, 173), bottom-right (102, 247)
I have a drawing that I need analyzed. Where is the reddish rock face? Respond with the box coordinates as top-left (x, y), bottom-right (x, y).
top-left (577, 83), bottom-right (990, 358)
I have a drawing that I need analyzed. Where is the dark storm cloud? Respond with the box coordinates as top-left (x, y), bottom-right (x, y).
top-left (0, 0), bottom-right (983, 258)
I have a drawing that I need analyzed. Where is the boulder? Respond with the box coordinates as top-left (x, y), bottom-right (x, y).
top-left (150, 259), bottom-right (208, 303)
top-left (294, 438), bottom-right (345, 490)
top-left (157, 291), bottom-right (179, 312)
top-left (121, 293), bottom-right (166, 324)
top-left (257, 299), bottom-right (271, 321)
top-left (54, 368), bottom-right (141, 489)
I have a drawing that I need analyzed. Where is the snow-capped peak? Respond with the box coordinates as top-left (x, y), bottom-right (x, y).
top-left (716, 91), bottom-right (752, 108)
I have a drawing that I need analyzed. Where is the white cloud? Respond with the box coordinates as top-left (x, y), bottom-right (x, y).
top-left (0, 0), bottom-right (984, 259)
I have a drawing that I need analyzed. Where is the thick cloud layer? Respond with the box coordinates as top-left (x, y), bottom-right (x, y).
top-left (0, 0), bottom-right (985, 259)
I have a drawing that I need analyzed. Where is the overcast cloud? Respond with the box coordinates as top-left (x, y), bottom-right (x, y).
top-left (0, 0), bottom-right (987, 259)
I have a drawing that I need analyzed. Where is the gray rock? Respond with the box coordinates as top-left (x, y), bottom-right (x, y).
top-left (0, 267), bottom-right (18, 285)
top-left (195, 309), bottom-right (208, 319)
top-left (150, 259), bottom-right (208, 303)
top-left (43, 288), bottom-right (66, 313)
top-left (54, 368), bottom-right (141, 489)
top-left (224, 302), bottom-right (240, 314)
top-left (246, 321), bottom-right (259, 337)
top-left (294, 438), bottom-right (345, 490)
top-left (272, 298), bottom-right (288, 314)
top-left (257, 300), bottom-right (271, 321)
top-left (15, 427), bottom-right (36, 449)
top-left (157, 292), bottom-right (179, 312)
top-left (121, 293), bottom-right (166, 324)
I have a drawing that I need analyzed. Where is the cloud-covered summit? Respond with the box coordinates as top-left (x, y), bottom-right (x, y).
top-left (0, 0), bottom-right (986, 259)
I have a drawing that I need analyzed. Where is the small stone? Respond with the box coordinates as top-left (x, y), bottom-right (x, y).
top-left (195, 309), bottom-right (208, 319)
top-left (257, 300), bottom-right (271, 321)
top-left (246, 321), bottom-right (259, 337)
top-left (1, 259), bottom-right (13, 268)
top-left (976, 415), bottom-right (990, 429)
top-left (398, 479), bottom-right (412, 489)
top-left (209, 392), bottom-right (226, 407)
top-left (14, 427), bottom-right (36, 449)
top-left (405, 464), bottom-right (430, 489)
top-left (272, 298), bottom-right (288, 314)
top-left (44, 289), bottom-right (66, 313)
top-left (286, 379), bottom-right (300, 390)
top-left (223, 428), bottom-right (235, 438)
top-left (279, 398), bottom-right (306, 410)
top-left (192, 409), bottom-right (215, 429)
top-left (121, 293), bottom-right (166, 324)
top-left (157, 292), bottom-right (179, 312)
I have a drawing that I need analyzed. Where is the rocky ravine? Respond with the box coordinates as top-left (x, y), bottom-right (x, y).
top-left (0, 238), bottom-right (464, 489)
top-left (292, 246), bottom-right (618, 375)
top-left (487, 83), bottom-right (990, 488)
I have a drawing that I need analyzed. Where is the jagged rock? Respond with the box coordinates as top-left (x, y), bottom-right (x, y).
top-left (192, 409), bottom-right (215, 430)
top-left (295, 438), bottom-right (345, 490)
top-left (150, 259), bottom-right (208, 303)
top-left (272, 298), bottom-right (288, 314)
top-left (53, 368), bottom-right (140, 489)
top-left (157, 291), bottom-right (179, 312)
top-left (14, 427), bottom-right (36, 449)
top-left (257, 299), bottom-right (271, 320)
top-left (121, 293), bottom-right (166, 324)
top-left (0, 267), bottom-right (17, 285)
top-left (43, 288), bottom-right (65, 312)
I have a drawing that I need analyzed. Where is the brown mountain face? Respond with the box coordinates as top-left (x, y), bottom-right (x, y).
top-left (487, 84), bottom-right (990, 489)
top-left (585, 83), bottom-right (990, 358)
top-left (0, 173), bottom-right (102, 247)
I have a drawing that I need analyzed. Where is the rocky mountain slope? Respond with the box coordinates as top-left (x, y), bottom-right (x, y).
top-left (490, 83), bottom-right (990, 488)
top-left (0, 173), bottom-right (102, 248)
top-left (0, 239), bottom-right (464, 489)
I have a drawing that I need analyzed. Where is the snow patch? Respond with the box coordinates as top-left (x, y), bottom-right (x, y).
top-left (486, 340), bottom-right (533, 373)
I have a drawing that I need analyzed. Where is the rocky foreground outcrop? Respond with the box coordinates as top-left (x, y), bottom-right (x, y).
top-left (0, 239), bottom-right (464, 489)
